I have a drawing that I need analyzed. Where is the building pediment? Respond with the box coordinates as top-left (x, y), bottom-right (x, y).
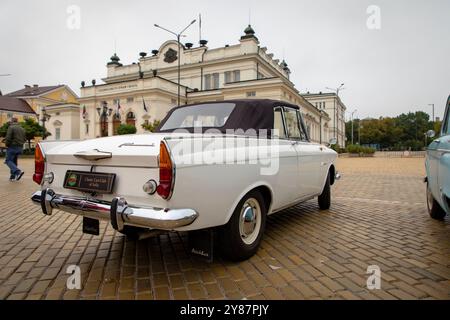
top-left (53, 120), bottom-right (63, 126)
top-left (158, 40), bottom-right (184, 54)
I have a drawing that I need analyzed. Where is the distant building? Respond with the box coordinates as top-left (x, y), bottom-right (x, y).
top-left (6, 84), bottom-right (80, 140)
top-left (0, 95), bottom-right (37, 128)
top-left (303, 92), bottom-right (347, 147)
top-left (79, 25), bottom-right (331, 143)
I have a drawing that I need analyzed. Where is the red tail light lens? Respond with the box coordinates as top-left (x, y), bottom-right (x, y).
top-left (33, 144), bottom-right (45, 184)
top-left (156, 141), bottom-right (174, 199)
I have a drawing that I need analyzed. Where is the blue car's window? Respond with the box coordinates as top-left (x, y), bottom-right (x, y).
top-left (444, 106), bottom-right (450, 135)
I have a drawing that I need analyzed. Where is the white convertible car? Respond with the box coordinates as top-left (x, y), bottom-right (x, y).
top-left (31, 99), bottom-right (339, 260)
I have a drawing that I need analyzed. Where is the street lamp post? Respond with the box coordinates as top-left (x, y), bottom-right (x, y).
top-left (319, 110), bottom-right (324, 144)
top-left (40, 106), bottom-right (51, 140)
top-left (96, 101), bottom-right (113, 137)
top-left (428, 103), bottom-right (435, 123)
top-left (358, 122), bottom-right (363, 145)
top-left (351, 109), bottom-right (357, 145)
top-left (154, 19), bottom-right (196, 106)
top-left (326, 83), bottom-right (345, 146)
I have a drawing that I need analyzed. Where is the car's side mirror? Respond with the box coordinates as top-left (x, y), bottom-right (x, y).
top-left (329, 138), bottom-right (337, 145)
top-left (426, 130), bottom-right (435, 138)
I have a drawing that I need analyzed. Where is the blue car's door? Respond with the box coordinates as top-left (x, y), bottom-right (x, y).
top-left (437, 98), bottom-right (450, 210)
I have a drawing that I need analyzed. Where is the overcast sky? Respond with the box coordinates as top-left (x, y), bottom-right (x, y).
top-left (0, 0), bottom-right (449, 120)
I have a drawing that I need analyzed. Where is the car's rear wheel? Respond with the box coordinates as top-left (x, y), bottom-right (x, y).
top-left (318, 171), bottom-right (331, 210)
top-left (426, 181), bottom-right (446, 220)
top-left (218, 190), bottom-right (266, 261)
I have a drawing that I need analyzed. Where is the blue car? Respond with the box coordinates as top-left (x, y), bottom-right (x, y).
top-left (425, 95), bottom-right (450, 219)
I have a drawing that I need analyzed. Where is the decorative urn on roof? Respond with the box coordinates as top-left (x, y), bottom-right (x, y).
top-left (241, 24), bottom-right (258, 41)
top-left (107, 53), bottom-right (122, 66)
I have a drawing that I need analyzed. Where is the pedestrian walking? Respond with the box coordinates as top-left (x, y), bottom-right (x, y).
top-left (4, 118), bottom-right (26, 181)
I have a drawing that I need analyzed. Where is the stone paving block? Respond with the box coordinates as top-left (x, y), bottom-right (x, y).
top-left (0, 158), bottom-right (448, 300)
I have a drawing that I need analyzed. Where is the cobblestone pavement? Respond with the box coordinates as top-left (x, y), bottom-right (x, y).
top-left (0, 157), bottom-right (449, 300)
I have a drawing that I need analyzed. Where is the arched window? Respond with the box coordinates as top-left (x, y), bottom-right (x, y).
top-left (126, 111), bottom-right (136, 126)
top-left (113, 113), bottom-right (121, 135)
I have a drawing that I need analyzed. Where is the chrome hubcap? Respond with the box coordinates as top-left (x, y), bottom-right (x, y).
top-left (239, 198), bottom-right (261, 245)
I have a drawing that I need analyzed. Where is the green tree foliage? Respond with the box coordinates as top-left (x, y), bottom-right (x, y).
top-left (345, 111), bottom-right (439, 151)
top-left (117, 124), bottom-right (137, 135)
top-left (141, 120), bottom-right (161, 132)
top-left (0, 118), bottom-right (50, 149)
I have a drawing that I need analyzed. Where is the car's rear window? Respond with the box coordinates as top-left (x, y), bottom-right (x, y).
top-left (160, 103), bottom-right (235, 130)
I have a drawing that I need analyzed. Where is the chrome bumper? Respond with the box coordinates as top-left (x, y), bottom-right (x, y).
top-left (31, 188), bottom-right (198, 231)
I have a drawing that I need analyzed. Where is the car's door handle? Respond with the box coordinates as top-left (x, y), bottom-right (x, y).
top-left (434, 139), bottom-right (441, 143)
top-left (321, 162), bottom-right (327, 166)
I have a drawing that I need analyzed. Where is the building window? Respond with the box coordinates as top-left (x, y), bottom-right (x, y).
top-left (55, 128), bottom-right (61, 140)
top-left (85, 124), bottom-right (89, 134)
top-left (225, 71), bottom-right (231, 84)
top-left (225, 70), bottom-right (240, 84)
top-left (127, 97), bottom-right (134, 103)
top-left (213, 73), bottom-right (220, 89)
top-left (113, 99), bottom-right (120, 105)
top-left (322, 102), bottom-right (325, 109)
top-left (7, 113), bottom-right (13, 119)
top-left (204, 74), bottom-right (211, 90)
top-left (233, 70), bottom-right (240, 82)
top-left (246, 91), bottom-right (256, 97)
top-left (171, 98), bottom-right (177, 105)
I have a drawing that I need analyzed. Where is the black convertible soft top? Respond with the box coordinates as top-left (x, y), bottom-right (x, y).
top-left (156, 99), bottom-right (300, 135)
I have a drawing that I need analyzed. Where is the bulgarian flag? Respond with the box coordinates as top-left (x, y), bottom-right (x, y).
top-left (142, 97), bottom-right (148, 112)
top-left (116, 100), bottom-right (121, 115)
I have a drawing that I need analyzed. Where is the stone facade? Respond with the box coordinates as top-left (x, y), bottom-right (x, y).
top-left (79, 26), bottom-right (332, 143)
top-left (303, 92), bottom-right (347, 147)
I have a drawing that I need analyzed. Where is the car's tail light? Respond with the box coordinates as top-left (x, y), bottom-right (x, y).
top-left (157, 141), bottom-right (174, 199)
top-left (33, 144), bottom-right (45, 184)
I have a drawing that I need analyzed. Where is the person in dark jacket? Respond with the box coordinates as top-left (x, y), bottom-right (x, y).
top-left (4, 118), bottom-right (26, 181)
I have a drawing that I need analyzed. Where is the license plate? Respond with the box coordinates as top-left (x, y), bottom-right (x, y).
top-left (63, 170), bottom-right (116, 193)
top-left (82, 217), bottom-right (99, 235)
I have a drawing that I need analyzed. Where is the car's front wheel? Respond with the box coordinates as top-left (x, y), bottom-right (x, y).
top-left (426, 181), bottom-right (446, 220)
top-left (218, 190), bottom-right (267, 261)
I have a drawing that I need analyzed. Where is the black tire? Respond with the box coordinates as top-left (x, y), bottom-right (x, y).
top-left (218, 190), bottom-right (267, 261)
top-left (318, 171), bottom-right (331, 210)
top-left (426, 182), bottom-right (446, 220)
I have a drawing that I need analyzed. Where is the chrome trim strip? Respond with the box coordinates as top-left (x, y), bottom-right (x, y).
top-left (31, 189), bottom-right (198, 231)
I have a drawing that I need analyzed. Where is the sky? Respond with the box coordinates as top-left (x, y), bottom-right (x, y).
top-left (0, 0), bottom-right (449, 120)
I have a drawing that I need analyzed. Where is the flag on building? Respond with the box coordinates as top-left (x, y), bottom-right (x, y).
top-left (82, 105), bottom-right (87, 119)
top-left (142, 97), bottom-right (148, 112)
top-left (116, 100), bottom-right (121, 115)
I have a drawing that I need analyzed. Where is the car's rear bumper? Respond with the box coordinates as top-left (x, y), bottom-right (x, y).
top-left (31, 188), bottom-right (198, 231)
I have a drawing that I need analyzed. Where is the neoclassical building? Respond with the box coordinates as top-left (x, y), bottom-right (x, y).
top-left (79, 26), bottom-right (332, 143)
top-left (4, 84), bottom-right (80, 141)
top-left (303, 92), bottom-right (347, 147)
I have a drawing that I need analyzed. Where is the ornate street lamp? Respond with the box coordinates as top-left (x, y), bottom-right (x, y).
top-left (40, 106), bottom-right (51, 140)
top-left (96, 101), bottom-right (113, 137)
top-left (154, 19), bottom-right (197, 106)
top-left (326, 83), bottom-right (345, 146)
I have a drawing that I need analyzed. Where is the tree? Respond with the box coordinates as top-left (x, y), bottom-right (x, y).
top-left (141, 119), bottom-right (161, 132)
top-left (345, 111), bottom-right (435, 151)
top-left (0, 118), bottom-right (49, 149)
top-left (117, 124), bottom-right (137, 135)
